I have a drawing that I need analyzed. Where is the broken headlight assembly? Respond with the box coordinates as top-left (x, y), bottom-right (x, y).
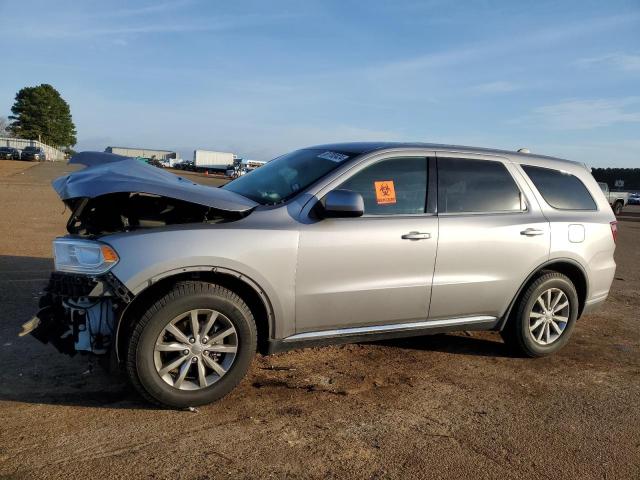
top-left (53, 238), bottom-right (119, 274)
top-left (23, 240), bottom-right (129, 356)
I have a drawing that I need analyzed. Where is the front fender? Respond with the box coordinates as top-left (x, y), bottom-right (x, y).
top-left (103, 226), bottom-right (299, 338)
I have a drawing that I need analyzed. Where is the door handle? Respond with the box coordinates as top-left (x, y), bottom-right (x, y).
top-left (401, 231), bottom-right (431, 240)
top-left (520, 228), bottom-right (545, 237)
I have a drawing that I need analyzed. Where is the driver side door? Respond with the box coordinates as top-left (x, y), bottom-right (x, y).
top-left (294, 155), bottom-right (438, 334)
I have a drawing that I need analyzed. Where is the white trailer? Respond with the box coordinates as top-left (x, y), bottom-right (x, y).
top-left (193, 150), bottom-right (235, 171)
top-left (244, 159), bottom-right (267, 170)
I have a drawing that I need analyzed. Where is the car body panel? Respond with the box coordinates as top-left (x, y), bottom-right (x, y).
top-left (53, 151), bottom-right (257, 212)
top-left (296, 215), bottom-right (439, 331)
top-left (509, 153), bottom-right (617, 305)
top-left (104, 210), bottom-right (299, 338)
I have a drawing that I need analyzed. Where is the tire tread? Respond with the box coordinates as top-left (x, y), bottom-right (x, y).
top-left (502, 272), bottom-right (577, 358)
top-left (125, 281), bottom-right (255, 408)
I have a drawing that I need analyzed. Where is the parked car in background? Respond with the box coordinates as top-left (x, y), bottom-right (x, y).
top-left (180, 160), bottom-right (196, 171)
top-left (628, 193), bottom-right (640, 205)
top-left (598, 182), bottom-right (629, 215)
top-left (147, 158), bottom-right (165, 168)
top-left (25, 144), bottom-right (617, 408)
top-left (21, 146), bottom-right (46, 161)
top-left (226, 166), bottom-right (247, 179)
top-left (0, 146), bottom-right (21, 160)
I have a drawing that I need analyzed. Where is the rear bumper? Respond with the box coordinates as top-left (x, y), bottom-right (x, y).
top-left (581, 294), bottom-right (609, 316)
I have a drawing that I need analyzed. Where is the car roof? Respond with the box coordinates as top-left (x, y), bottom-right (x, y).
top-left (307, 142), bottom-right (584, 168)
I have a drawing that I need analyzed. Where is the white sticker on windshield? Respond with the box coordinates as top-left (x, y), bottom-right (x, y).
top-left (318, 151), bottom-right (349, 162)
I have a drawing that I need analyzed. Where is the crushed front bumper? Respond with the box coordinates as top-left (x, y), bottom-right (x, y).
top-left (24, 272), bottom-right (132, 356)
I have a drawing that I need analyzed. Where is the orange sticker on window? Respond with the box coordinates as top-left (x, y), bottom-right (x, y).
top-left (374, 180), bottom-right (396, 204)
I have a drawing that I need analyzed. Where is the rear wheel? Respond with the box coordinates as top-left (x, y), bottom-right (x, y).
top-left (126, 281), bottom-right (257, 408)
top-left (502, 272), bottom-right (578, 357)
top-left (613, 201), bottom-right (623, 216)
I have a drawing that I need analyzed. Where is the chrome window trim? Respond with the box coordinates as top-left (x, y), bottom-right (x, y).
top-left (329, 212), bottom-right (438, 220)
top-left (437, 210), bottom-right (530, 217)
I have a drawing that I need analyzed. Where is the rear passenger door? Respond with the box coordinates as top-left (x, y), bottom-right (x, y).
top-left (428, 153), bottom-right (550, 321)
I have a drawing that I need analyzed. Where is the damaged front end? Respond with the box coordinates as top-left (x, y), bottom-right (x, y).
top-left (24, 271), bottom-right (131, 357)
top-left (55, 151), bottom-right (257, 235)
top-left (22, 151), bottom-right (258, 357)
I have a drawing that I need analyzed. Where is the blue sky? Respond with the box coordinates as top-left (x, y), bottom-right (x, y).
top-left (1, 0), bottom-right (639, 166)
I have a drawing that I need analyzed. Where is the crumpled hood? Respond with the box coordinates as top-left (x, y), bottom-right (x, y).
top-left (52, 151), bottom-right (257, 212)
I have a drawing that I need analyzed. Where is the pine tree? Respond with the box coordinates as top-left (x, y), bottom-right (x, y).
top-left (8, 84), bottom-right (77, 147)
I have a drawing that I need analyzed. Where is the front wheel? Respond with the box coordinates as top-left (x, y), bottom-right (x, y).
top-left (126, 281), bottom-right (257, 408)
top-left (502, 272), bottom-right (579, 357)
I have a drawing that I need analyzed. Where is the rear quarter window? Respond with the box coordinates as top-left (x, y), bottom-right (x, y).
top-left (522, 165), bottom-right (597, 210)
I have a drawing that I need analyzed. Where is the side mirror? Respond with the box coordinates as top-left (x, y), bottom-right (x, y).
top-left (321, 189), bottom-right (364, 218)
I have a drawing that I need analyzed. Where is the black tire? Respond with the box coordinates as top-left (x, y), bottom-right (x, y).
top-left (613, 201), bottom-right (623, 216)
top-left (501, 272), bottom-right (579, 357)
top-left (125, 281), bottom-right (257, 408)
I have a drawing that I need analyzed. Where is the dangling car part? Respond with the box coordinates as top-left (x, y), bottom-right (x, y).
top-left (27, 271), bottom-right (130, 356)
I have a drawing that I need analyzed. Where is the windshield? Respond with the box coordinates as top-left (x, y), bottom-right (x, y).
top-left (222, 148), bottom-right (353, 204)
top-left (24, 146), bottom-right (37, 152)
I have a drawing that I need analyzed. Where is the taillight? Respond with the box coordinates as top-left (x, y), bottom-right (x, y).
top-left (610, 221), bottom-right (618, 243)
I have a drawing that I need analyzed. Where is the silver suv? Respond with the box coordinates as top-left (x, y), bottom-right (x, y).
top-left (25, 143), bottom-right (617, 407)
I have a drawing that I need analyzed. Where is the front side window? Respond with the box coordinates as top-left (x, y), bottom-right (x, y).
top-left (522, 165), bottom-right (597, 210)
top-left (438, 158), bottom-right (524, 213)
top-left (336, 157), bottom-right (427, 215)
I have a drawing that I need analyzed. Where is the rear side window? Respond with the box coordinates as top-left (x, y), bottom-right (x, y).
top-left (437, 158), bottom-right (524, 213)
top-left (338, 157), bottom-right (427, 215)
top-left (522, 165), bottom-right (596, 210)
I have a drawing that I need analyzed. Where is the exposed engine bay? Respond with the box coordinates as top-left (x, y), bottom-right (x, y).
top-left (64, 192), bottom-right (239, 235)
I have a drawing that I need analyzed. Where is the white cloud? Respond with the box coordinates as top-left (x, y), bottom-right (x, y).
top-left (529, 98), bottom-right (640, 130)
top-left (575, 53), bottom-right (640, 72)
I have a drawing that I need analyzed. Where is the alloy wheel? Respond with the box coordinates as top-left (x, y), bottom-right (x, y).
top-left (529, 288), bottom-right (570, 346)
top-left (153, 309), bottom-right (238, 390)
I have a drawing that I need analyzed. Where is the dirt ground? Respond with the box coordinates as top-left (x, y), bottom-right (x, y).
top-left (0, 160), bottom-right (638, 479)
